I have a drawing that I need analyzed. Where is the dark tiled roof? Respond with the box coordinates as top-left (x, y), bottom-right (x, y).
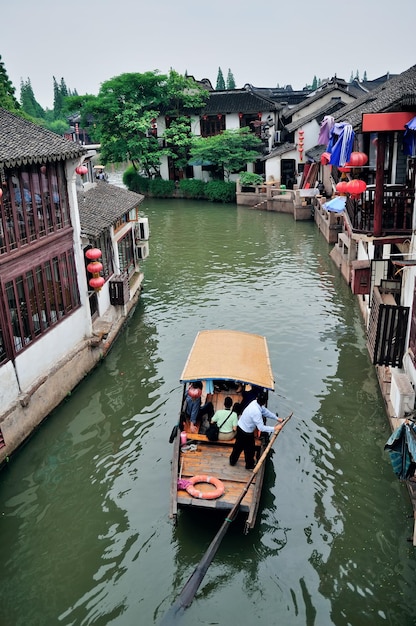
top-left (285, 98), bottom-right (347, 133)
top-left (201, 90), bottom-right (278, 114)
top-left (305, 144), bottom-right (328, 162)
top-left (283, 80), bottom-right (356, 119)
top-left (0, 108), bottom-right (86, 167)
top-left (249, 86), bottom-right (311, 106)
top-left (77, 182), bottom-right (144, 238)
top-left (333, 64), bottom-right (416, 129)
top-left (262, 142), bottom-right (296, 160)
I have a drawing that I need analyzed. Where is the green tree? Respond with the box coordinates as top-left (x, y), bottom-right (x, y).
top-left (164, 116), bottom-right (194, 171)
top-left (190, 127), bottom-right (263, 180)
top-left (20, 78), bottom-right (44, 119)
top-left (0, 55), bottom-right (19, 112)
top-left (71, 70), bottom-right (208, 177)
top-left (311, 75), bottom-right (318, 90)
top-left (226, 69), bottom-right (236, 89)
top-left (164, 69), bottom-right (208, 115)
top-left (216, 67), bottom-right (225, 90)
top-left (162, 70), bottom-right (209, 174)
top-left (355, 69), bottom-right (360, 81)
top-left (363, 70), bottom-right (368, 81)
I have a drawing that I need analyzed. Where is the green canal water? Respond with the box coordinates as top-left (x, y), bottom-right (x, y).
top-left (1, 199), bottom-right (415, 625)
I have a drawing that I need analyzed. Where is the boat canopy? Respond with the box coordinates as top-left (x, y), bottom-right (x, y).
top-left (180, 330), bottom-right (275, 391)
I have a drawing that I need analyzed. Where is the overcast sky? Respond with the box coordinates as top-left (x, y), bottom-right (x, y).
top-left (2, 0), bottom-right (415, 110)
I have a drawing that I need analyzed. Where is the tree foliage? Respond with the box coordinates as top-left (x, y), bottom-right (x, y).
top-left (0, 55), bottom-right (20, 112)
top-left (190, 127), bottom-right (263, 180)
top-left (20, 78), bottom-right (44, 119)
top-left (72, 70), bottom-right (208, 177)
top-left (164, 116), bottom-right (194, 170)
top-left (226, 69), bottom-right (236, 89)
top-left (216, 67), bottom-right (225, 90)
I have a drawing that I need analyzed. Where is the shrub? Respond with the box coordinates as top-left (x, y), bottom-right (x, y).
top-left (179, 178), bottom-right (206, 199)
top-left (205, 181), bottom-right (236, 203)
top-left (238, 171), bottom-right (263, 186)
top-left (123, 167), bottom-right (150, 193)
top-left (149, 178), bottom-right (176, 197)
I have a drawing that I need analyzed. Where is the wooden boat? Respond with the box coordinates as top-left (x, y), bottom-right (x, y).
top-left (169, 329), bottom-right (276, 533)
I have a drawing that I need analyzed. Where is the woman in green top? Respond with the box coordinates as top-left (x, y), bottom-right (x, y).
top-left (211, 396), bottom-right (238, 441)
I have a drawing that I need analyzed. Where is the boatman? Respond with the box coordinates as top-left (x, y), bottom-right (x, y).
top-left (229, 391), bottom-right (283, 470)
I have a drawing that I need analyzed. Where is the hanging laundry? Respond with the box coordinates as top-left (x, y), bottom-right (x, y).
top-left (384, 421), bottom-right (416, 480)
top-left (326, 122), bottom-right (355, 166)
top-left (403, 116), bottom-right (416, 156)
top-left (318, 116), bottom-right (334, 146)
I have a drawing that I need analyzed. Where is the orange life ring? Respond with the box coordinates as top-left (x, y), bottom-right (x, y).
top-left (185, 475), bottom-right (225, 500)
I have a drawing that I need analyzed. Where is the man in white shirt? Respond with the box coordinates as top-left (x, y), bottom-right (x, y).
top-left (229, 391), bottom-right (283, 470)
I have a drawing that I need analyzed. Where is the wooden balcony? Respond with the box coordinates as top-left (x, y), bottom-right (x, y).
top-left (345, 185), bottom-right (414, 236)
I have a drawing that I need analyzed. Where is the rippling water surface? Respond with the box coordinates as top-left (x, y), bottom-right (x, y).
top-left (1, 196), bottom-right (416, 625)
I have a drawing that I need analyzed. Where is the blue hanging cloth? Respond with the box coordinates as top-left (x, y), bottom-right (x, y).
top-left (403, 116), bottom-right (416, 156)
top-left (326, 122), bottom-right (355, 166)
top-left (384, 422), bottom-right (416, 480)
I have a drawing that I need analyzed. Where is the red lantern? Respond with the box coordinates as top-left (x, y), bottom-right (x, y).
top-left (89, 276), bottom-right (105, 291)
top-left (346, 179), bottom-right (367, 196)
top-left (86, 261), bottom-right (103, 274)
top-left (0, 188), bottom-right (3, 200)
top-left (336, 181), bottom-right (349, 194)
top-left (85, 248), bottom-right (102, 260)
top-left (348, 151), bottom-right (368, 167)
top-left (75, 165), bottom-right (88, 176)
top-left (320, 152), bottom-right (331, 165)
top-left (338, 165), bottom-right (351, 173)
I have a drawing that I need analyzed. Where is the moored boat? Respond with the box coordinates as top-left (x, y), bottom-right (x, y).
top-left (169, 329), bottom-right (278, 533)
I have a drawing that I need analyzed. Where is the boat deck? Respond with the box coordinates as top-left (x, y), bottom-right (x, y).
top-left (177, 434), bottom-right (261, 513)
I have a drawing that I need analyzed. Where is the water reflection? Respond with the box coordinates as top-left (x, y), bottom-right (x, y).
top-left (1, 197), bottom-right (416, 625)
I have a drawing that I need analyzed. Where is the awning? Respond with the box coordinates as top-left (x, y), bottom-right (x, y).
top-left (188, 159), bottom-right (213, 166)
top-left (180, 330), bottom-right (275, 390)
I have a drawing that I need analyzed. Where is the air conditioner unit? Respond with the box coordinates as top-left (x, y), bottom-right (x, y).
top-left (136, 241), bottom-right (149, 260)
top-left (390, 370), bottom-right (415, 418)
top-left (135, 218), bottom-right (149, 241)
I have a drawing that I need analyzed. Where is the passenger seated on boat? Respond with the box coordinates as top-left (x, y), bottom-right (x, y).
top-left (211, 396), bottom-right (238, 441)
top-left (185, 381), bottom-right (214, 434)
top-left (232, 402), bottom-right (242, 417)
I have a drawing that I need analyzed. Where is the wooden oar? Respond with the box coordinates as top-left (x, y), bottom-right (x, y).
top-left (160, 412), bottom-right (293, 623)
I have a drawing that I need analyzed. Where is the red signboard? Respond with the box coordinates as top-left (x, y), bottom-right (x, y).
top-left (362, 112), bottom-right (416, 132)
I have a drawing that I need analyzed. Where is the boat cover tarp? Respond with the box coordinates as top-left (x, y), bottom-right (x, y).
top-left (180, 330), bottom-right (275, 390)
top-left (384, 421), bottom-right (416, 480)
top-left (323, 196), bottom-right (346, 212)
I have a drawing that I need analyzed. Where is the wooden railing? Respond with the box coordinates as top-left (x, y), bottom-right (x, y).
top-left (345, 185), bottom-right (414, 235)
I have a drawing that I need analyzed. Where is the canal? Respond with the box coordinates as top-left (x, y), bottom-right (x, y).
top-left (1, 197), bottom-right (416, 625)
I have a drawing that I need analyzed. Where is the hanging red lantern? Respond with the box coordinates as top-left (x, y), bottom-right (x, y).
top-left (85, 248), bottom-right (102, 260)
top-left (348, 151), bottom-right (368, 167)
top-left (320, 152), bottom-right (331, 165)
top-left (86, 261), bottom-right (103, 274)
top-left (338, 165), bottom-right (351, 173)
top-left (75, 165), bottom-right (88, 176)
top-left (89, 276), bottom-right (105, 291)
top-left (346, 179), bottom-right (367, 196)
top-left (336, 181), bottom-right (349, 194)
